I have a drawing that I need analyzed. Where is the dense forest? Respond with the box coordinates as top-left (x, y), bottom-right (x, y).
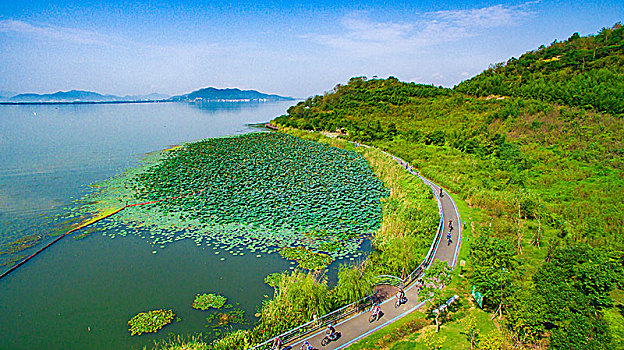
top-left (272, 24), bottom-right (624, 349)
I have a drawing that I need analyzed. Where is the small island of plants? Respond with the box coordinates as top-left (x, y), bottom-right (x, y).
top-left (127, 309), bottom-right (175, 336)
top-left (192, 293), bottom-right (227, 310)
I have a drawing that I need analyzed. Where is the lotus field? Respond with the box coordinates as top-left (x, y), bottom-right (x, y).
top-left (72, 132), bottom-right (389, 263)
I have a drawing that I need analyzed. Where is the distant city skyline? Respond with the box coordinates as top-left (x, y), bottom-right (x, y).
top-left (0, 0), bottom-right (622, 98)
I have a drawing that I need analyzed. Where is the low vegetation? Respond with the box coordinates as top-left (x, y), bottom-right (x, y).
top-left (278, 246), bottom-right (334, 270)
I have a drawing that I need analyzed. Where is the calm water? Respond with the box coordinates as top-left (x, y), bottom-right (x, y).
top-left (0, 101), bottom-right (296, 349)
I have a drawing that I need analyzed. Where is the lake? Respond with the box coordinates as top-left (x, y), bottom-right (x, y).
top-left (0, 101), bottom-right (301, 349)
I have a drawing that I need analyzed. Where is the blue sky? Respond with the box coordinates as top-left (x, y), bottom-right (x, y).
top-left (0, 0), bottom-right (622, 97)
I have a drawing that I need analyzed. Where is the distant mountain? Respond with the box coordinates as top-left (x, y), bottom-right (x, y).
top-left (10, 90), bottom-right (118, 102)
top-left (9, 90), bottom-right (169, 103)
top-left (170, 87), bottom-right (294, 102)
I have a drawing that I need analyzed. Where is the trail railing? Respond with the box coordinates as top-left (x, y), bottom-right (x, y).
top-left (248, 293), bottom-right (377, 350)
top-left (248, 149), bottom-right (447, 350)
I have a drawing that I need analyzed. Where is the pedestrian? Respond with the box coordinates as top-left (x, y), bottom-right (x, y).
top-left (439, 188), bottom-right (443, 197)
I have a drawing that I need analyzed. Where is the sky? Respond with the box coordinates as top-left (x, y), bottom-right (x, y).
top-left (0, 0), bottom-right (622, 98)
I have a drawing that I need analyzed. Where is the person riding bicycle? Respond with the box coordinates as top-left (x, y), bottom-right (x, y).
top-left (272, 337), bottom-right (283, 350)
top-left (397, 287), bottom-right (405, 302)
top-left (301, 340), bottom-right (313, 350)
top-left (326, 323), bottom-right (336, 339)
top-left (371, 302), bottom-right (381, 316)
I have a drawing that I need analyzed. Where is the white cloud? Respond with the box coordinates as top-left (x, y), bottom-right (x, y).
top-left (432, 4), bottom-right (528, 28)
top-left (0, 19), bottom-right (112, 46)
top-left (309, 3), bottom-right (534, 56)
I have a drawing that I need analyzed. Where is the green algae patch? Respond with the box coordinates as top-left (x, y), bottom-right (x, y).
top-left (192, 293), bottom-right (227, 310)
top-left (127, 309), bottom-right (175, 336)
top-left (71, 132), bottom-right (389, 263)
top-left (279, 246), bottom-right (334, 270)
top-left (0, 234), bottom-right (42, 255)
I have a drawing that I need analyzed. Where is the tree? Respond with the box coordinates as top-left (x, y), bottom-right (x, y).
top-left (422, 260), bottom-right (453, 331)
top-left (333, 262), bottom-right (374, 305)
top-left (461, 314), bottom-right (480, 349)
top-left (469, 234), bottom-right (517, 316)
top-left (527, 244), bottom-right (621, 349)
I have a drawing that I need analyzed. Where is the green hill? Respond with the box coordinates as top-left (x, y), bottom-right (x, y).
top-left (455, 24), bottom-right (624, 116)
top-left (273, 25), bottom-right (624, 350)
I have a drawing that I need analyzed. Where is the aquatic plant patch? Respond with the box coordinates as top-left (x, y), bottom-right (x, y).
top-left (127, 309), bottom-right (175, 336)
top-left (279, 246), bottom-right (334, 270)
top-left (264, 272), bottom-right (284, 287)
top-left (0, 234), bottom-right (42, 255)
top-left (71, 132), bottom-right (389, 262)
top-left (193, 293), bottom-right (227, 310)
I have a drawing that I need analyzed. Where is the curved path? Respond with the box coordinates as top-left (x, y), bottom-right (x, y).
top-left (285, 159), bottom-right (462, 350)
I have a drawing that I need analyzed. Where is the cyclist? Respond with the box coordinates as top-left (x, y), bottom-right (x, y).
top-left (371, 302), bottom-right (381, 317)
top-left (272, 337), bottom-right (283, 350)
top-left (326, 323), bottom-right (336, 339)
top-left (439, 188), bottom-right (443, 197)
top-left (300, 340), bottom-right (313, 350)
top-left (447, 231), bottom-right (452, 245)
top-left (396, 288), bottom-right (406, 304)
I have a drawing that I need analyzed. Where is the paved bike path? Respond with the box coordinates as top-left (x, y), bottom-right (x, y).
top-left (287, 175), bottom-right (461, 350)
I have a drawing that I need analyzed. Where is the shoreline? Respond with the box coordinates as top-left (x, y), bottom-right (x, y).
top-left (0, 99), bottom-right (173, 106)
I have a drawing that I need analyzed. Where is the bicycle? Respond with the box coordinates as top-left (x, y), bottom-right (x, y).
top-left (369, 304), bottom-right (382, 322)
top-left (395, 295), bottom-right (408, 308)
top-left (321, 331), bottom-right (339, 346)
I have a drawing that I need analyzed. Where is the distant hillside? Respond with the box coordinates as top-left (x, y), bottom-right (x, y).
top-left (7, 87), bottom-right (292, 103)
top-left (170, 87), bottom-right (294, 102)
top-left (11, 90), bottom-right (117, 102)
top-left (9, 90), bottom-right (168, 102)
top-left (455, 23), bottom-right (624, 116)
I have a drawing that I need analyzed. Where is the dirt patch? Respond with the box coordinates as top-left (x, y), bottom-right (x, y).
top-left (374, 284), bottom-right (399, 302)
